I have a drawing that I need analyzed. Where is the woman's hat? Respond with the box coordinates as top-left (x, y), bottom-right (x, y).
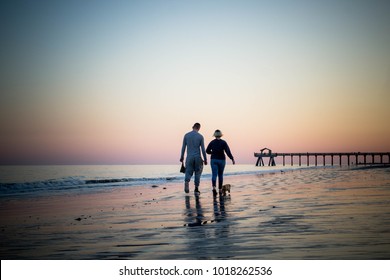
top-left (213, 130), bottom-right (223, 137)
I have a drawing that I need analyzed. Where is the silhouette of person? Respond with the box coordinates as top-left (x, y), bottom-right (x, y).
top-left (206, 129), bottom-right (235, 196)
top-left (180, 123), bottom-right (208, 195)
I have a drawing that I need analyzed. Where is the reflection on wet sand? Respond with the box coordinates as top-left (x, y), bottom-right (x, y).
top-left (183, 194), bottom-right (236, 259)
top-left (183, 195), bottom-right (230, 227)
top-left (1, 166), bottom-right (390, 259)
top-left (184, 195), bottom-right (205, 227)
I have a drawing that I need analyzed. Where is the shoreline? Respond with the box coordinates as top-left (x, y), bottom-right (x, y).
top-left (1, 166), bottom-right (390, 259)
top-left (1, 164), bottom-right (389, 201)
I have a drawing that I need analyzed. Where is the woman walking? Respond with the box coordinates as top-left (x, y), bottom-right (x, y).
top-left (206, 129), bottom-right (235, 196)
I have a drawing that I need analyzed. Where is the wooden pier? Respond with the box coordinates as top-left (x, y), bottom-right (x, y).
top-left (254, 148), bottom-right (390, 167)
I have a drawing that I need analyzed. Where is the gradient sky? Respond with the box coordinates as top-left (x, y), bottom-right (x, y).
top-left (1, 0), bottom-right (389, 164)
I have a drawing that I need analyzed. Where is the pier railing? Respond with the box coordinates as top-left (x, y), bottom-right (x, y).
top-left (254, 149), bottom-right (390, 167)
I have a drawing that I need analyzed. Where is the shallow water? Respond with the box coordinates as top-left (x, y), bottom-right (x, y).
top-left (0, 166), bottom-right (389, 259)
top-left (0, 164), bottom-right (305, 198)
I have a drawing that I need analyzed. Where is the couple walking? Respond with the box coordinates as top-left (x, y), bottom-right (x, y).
top-left (180, 123), bottom-right (235, 196)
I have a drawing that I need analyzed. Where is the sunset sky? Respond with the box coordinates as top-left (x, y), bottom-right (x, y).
top-left (1, 0), bottom-right (389, 164)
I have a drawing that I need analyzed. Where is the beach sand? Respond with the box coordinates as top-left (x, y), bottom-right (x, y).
top-left (1, 166), bottom-right (390, 259)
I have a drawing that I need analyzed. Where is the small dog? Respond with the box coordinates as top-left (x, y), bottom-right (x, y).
top-left (221, 184), bottom-right (231, 196)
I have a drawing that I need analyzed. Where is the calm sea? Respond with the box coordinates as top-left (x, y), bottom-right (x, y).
top-left (0, 164), bottom-right (312, 199)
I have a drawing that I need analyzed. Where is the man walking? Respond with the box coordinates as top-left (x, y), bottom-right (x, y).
top-left (180, 123), bottom-right (208, 195)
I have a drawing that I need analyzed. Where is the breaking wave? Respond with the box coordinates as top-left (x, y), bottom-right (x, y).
top-left (0, 176), bottom-right (180, 198)
top-left (0, 164), bottom-right (318, 198)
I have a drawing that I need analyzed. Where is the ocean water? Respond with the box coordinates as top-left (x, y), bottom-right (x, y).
top-left (0, 164), bottom-right (311, 199)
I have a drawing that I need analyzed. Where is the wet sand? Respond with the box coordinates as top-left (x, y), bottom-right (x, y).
top-left (1, 166), bottom-right (390, 259)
